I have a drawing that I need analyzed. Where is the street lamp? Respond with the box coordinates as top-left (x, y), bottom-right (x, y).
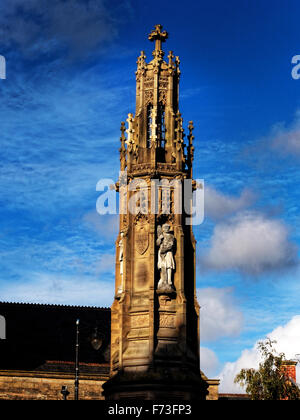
top-left (90, 327), bottom-right (103, 350)
top-left (75, 319), bottom-right (80, 401)
top-left (74, 319), bottom-right (103, 400)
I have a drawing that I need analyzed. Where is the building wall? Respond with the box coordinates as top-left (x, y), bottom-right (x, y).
top-left (0, 370), bottom-right (222, 400)
top-left (281, 361), bottom-right (297, 383)
top-left (206, 381), bottom-right (219, 400)
top-left (0, 371), bottom-right (108, 400)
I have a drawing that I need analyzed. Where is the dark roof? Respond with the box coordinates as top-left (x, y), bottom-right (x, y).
top-left (218, 393), bottom-right (250, 400)
top-left (0, 301), bottom-right (111, 376)
top-left (0, 301), bottom-right (110, 309)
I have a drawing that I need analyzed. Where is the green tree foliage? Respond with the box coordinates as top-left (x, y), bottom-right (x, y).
top-left (234, 338), bottom-right (300, 400)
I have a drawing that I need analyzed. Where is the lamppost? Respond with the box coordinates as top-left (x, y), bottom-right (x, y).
top-left (74, 318), bottom-right (103, 400)
top-left (75, 319), bottom-right (80, 400)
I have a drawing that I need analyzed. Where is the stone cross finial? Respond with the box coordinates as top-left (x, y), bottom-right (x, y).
top-left (148, 24), bottom-right (168, 51)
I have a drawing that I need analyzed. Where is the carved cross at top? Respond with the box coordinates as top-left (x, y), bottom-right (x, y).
top-left (148, 24), bottom-right (168, 51)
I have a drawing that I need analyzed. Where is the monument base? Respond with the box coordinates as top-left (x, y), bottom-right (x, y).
top-left (102, 369), bottom-right (208, 400)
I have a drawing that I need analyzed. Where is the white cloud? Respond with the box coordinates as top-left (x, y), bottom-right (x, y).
top-left (205, 186), bottom-right (256, 221)
top-left (94, 253), bottom-right (115, 275)
top-left (243, 109), bottom-right (300, 165)
top-left (270, 110), bottom-right (300, 157)
top-left (200, 347), bottom-right (220, 378)
top-left (83, 210), bottom-right (119, 242)
top-left (201, 212), bottom-right (298, 275)
top-left (0, 0), bottom-right (125, 57)
top-left (0, 272), bottom-right (114, 307)
top-left (218, 315), bottom-right (300, 393)
top-left (198, 287), bottom-right (243, 341)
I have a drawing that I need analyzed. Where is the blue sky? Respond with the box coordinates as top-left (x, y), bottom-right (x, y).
top-left (1, 0), bottom-right (300, 392)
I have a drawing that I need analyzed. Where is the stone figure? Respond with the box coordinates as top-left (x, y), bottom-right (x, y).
top-left (156, 224), bottom-right (175, 290)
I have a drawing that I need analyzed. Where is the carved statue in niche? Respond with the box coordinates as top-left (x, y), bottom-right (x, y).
top-left (156, 224), bottom-right (175, 291)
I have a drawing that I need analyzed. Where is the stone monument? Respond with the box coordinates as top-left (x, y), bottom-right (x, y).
top-left (102, 25), bottom-right (209, 400)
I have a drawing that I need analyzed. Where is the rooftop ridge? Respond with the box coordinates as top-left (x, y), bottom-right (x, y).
top-left (0, 301), bottom-right (110, 310)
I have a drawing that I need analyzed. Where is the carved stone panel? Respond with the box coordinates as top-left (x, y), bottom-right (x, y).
top-left (131, 314), bottom-right (149, 329)
top-left (136, 230), bottom-right (149, 255)
top-left (134, 213), bottom-right (150, 256)
top-left (131, 293), bottom-right (149, 307)
top-left (123, 340), bottom-right (149, 360)
top-left (144, 76), bottom-right (154, 90)
top-left (159, 313), bottom-right (176, 328)
top-left (145, 90), bottom-right (153, 105)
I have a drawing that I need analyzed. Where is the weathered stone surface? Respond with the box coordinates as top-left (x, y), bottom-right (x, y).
top-left (0, 371), bottom-right (107, 400)
top-left (104, 24), bottom-right (218, 400)
top-left (0, 302), bottom-right (111, 400)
